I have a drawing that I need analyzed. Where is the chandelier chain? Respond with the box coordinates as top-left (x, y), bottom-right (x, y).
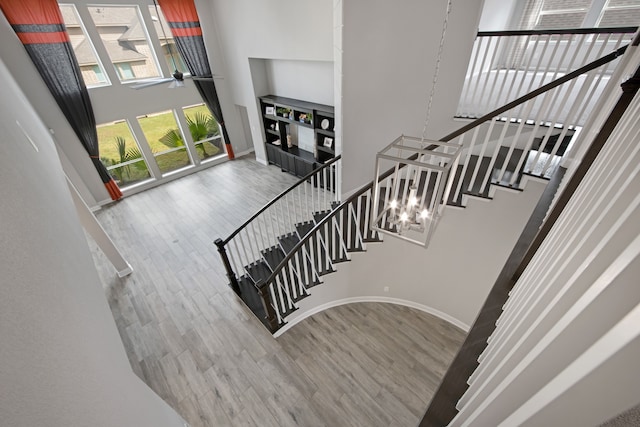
top-left (421, 0), bottom-right (453, 143)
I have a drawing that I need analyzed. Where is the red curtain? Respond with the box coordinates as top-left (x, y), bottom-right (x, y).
top-left (0, 0), bottom-right (122, 200)
top-left (157, 0), bottom-right (234, 159)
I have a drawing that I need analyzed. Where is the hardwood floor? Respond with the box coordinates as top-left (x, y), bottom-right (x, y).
top-left (89, 155), bottom-right (465, 427)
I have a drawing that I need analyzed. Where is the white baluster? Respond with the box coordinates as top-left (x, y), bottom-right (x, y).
top-left (460, 35), bottom-right (484, 115)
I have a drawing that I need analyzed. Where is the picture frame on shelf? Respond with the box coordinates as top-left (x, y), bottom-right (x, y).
top-left (323, 137), bottom-right (333, 148)
top-left (265, 106), bottom-right (275, 115)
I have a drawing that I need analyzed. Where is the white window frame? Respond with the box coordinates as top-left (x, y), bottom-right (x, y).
top-left (59, 3), bottom-right (112, 88)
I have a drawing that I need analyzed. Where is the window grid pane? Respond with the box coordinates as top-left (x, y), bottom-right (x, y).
top-left (59, 4), bottom-right (110, 88)
top-left (182, 104), bottom-right (224, 161)
top-left (96, 120), bottom-right (151, 187)
top-left (137, 110), bottom-right (193, 175)
top-left (87, 5), bottom-right (161, 82)
top-left (536, 11), bottom-right (588, 29)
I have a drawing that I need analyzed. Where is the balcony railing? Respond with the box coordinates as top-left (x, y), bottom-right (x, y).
top-left (458, 27), bottom-right (637, 121)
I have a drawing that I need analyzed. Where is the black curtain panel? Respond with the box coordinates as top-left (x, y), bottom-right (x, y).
top-left (0, 0), bottom-right (122, 200)
top-left (157, 0), bottom-right (234, 159)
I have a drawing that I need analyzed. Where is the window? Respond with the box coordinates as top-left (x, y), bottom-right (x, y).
top-left (97, 120), bottom-right (151, 188)
top-left (58, 4), bottom-right (110, 88)
top-left (515, 0), bottom-right (640, 30)
top-left (137, 110), bottom-right (192, 175)
top-left (87, 5), bottom-right (161, 82)
top-left (91, 65), bottom-right (107, 84)
top-left (115, 62), bottom-right (135, 80)
top-left (183, 104), bottom-right (224, 161)
top-left (63, 1), bottom-right (228, 196)
top-left (534, 0), bottom-right (592, 29)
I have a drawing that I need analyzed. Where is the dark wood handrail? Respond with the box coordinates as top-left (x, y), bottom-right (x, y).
top-left (220, 155), bottom-right (341, 245)
top-left (262, 43), bottom-right (631, 287)
top-left (477, 26), bottom-right (637, 37)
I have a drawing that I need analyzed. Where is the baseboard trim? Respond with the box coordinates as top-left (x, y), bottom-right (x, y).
top-left (273, 296), bottom-right (470, 337)
top-left (233, 147), bottom-right (255, 158)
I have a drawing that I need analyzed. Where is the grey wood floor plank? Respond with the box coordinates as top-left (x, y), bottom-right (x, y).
top-left (234, 387), bottom-right (282, 427)
top-left (88, 156), bottom-right (465, 427)
top-left (370, 363), bottom-right (431, 418)
top-left (201, 366), bottom-right (245, 421)
top-left (182, 328), bottom-right (216, 372)
top-left (263, 394), bottom-right (327, 427)
top-left (176, 350), bottom-right (210, 398)
top-left (307, 390), bottom-right (360, 427)
top-left (339, 390), bottom-right (391, 427)
top-left (159, 352), bottom-right (192, 403)
top-left (375, 386), bottom-right (421, 427)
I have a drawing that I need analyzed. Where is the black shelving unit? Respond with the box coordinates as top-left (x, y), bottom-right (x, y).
top-left (259, 95), bottom-right (335, 178)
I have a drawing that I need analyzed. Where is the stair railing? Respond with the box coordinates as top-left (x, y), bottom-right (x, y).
top-left (215, 156), bottom-right (341, 291)
top-left (446, 43), bottom-right (631, 205)
top-left (253, 43), bottom-right (633, 330)
top-left (258, 181), bottom-right (380, 329)
top-left (458, 26), bottom-right (637, 119)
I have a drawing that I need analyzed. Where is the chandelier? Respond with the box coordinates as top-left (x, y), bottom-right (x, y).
top-left (370, 0), bottom-right (455, 247)
top-left (371, 136), bottom-right (460, 247)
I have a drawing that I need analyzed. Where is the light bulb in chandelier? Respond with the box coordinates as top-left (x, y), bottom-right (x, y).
top-left (407, 185), bottom-right (418, 207)
top-left (389, 199), bottom-right (398, 209)
top-left (400, 212), bottom-right (409, 222)
top-left (420, 209), bottom-right (429, 219)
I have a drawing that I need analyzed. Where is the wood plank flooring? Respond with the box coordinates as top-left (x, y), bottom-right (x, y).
top-left (88, 155), bottom-right (465, 427)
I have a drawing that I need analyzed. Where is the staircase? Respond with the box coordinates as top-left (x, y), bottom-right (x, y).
top-left (216, 42), bottom-right (631, 334)
top-left (215, 157), bottom-right (384, 332)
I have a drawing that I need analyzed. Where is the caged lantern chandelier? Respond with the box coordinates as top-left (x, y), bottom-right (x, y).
top-left (371, 137), bottom-right (460, 247)
top-left (370, 0), bottom-right (456, 247)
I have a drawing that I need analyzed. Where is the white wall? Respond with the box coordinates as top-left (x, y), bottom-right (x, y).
top-left (203, 0), bottom-right (334, 164)
top-left (0, 12), bottom-right (108, 205)
top-left (281, 177), bottom-right (547, 331)
top-left (0, 58), bottom-right (185, 427)
top-left (479, 0), bottom-right (520, 31)
top-left (341, 0), bottom-right (485, 193)
top-left (265, 59), bottom-right (334, 106)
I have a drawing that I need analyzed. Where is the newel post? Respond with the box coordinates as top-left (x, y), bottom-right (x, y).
top-left (214, 238), bottom-right (240, 294)
top-left (255, 279), bottom-right (279, 332)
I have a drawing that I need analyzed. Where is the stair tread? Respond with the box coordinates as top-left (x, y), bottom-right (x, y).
top-left (244, 260), bottom-right (272, 285)
top-left (296, 221), bottom-right (315, 238)
top-left (313, 210), bottom-right (331, 223)
top-left (462, 189), bottom-right (493, 199)
top-left (261, 246), bottom-right (286, 271)
top-left (278, 232), bottom-right (301, 254)
top-left (532, 132), bottom-right (574, 157)
top-left (447, 146), bottom-right (528, 205)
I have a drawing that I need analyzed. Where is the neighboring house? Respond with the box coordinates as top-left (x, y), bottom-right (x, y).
top-left (1, 0), bottom-right (639, 426)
